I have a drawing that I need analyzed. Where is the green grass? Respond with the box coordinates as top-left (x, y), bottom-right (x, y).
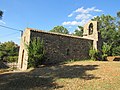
top-left (0, 61), bottom-right (120, 90)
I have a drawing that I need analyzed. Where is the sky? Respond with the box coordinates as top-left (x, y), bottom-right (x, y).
top-left (0, 0), bottom-right (120, 45)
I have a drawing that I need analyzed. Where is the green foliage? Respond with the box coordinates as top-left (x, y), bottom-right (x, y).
top-left (92, 14), bottom-right (120, 56)
top-left (117, 11), bottom-right (120, 36)
top-left (0, 41), bottom-right (19, 62)
top-left (117, 11), bottom-right (120, 18)
top-left (73, 26), bottom-right (83, 37)
top-left (92, 14), bottom-right (116, 44)
top-left (0, 51), bottom-right (6, 61)
top-left (89, 47), bottom-right (98, 60)
top-left (6, 56), bottom-right (18, 63)
top-left (101, 42), bottom-right (112, 60)
top-left (25, 37), bottom-right (45, 68)
top-left (112, 46), bottom-right (120, 56)
top-left (0, 10), bottom-right (3, 19)
top-left (50, 26), bottom-right (69, 34)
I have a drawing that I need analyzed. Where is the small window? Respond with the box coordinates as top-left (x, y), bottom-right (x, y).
top-left (66, 49), bottom-right (70, 55)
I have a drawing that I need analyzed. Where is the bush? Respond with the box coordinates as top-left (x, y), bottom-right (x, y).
top-left (101, 42), bottom-right (112, 60)
top-left (112, 46), bottom-right (120, 56)
top-left (25, 37), bottom-right (45, 68)
top-left (89, 47), bottom-right (98, 60)
top-left (6, 56), bottom-right (18, 63)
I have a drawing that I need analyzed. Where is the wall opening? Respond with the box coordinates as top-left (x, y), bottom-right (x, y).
top-left (89, 23), bottom-right (93, 35)
top-left (24, 36), bottom-right (26, 42)
top-left (66, 49), bottom-right (70, 55)
top-left (21, 50), bottom-right (24, 69)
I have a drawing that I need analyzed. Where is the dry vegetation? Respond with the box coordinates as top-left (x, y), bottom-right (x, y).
top-left (0, 61), bottom-right (120, 90)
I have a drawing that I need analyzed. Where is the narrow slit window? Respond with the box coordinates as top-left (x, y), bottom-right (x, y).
top-left (24, 36), bottom-right (26, 42)
top-left (66, 49), bottom-right (70, 55)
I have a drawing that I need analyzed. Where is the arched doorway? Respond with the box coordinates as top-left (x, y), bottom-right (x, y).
top-left (21, 50), bottom-right (24, 69)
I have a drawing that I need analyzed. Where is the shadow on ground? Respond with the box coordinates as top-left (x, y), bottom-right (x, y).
top-left (0, 64), bottom-right (100, 90)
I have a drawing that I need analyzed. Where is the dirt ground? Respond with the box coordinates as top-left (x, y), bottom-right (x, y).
top-left (0, 61), bottom-right (120, 90)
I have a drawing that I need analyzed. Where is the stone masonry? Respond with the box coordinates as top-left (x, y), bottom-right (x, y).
top-left (18, 21), bottom-right (100, 70)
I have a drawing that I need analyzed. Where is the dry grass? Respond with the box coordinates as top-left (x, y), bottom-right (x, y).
top-left (0, 61), bottom-right (120, 90)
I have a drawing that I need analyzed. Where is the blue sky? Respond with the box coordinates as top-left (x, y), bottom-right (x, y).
top-left (0, 0), bottom-right (120, 45)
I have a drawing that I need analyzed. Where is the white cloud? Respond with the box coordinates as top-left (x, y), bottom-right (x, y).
top-left (68, 13), bottom-right (73, 17)
top-left (62, 20), bottom-right (87, 26)
top-left (75, 13), bottom-right (92, 20)
top-left (75, 7), bottom-right (102, 14)
top-left (62, 21), bottom-right (81, 26)
top-left (75, 7), bottom-right (85, 13)
top-left (93, 15), bottom-right (97, 18)
top-left (0, 20), bottom-right (6, 24)
top-left (62, 7), bottom-right (102, 27)
top-left (94, 9), bottom-right (102, 12)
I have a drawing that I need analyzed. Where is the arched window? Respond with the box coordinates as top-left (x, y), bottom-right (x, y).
top-left (89, 23), bottom-right (93, 35)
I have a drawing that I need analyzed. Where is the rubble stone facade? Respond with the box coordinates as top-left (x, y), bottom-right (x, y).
top-left (18, 21), bottom-right (100, 70)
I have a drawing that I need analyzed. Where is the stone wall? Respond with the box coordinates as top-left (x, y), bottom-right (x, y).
top-left (30, 30), bottom-right (93, 64)
top-left (18, 28), bottom-right (31, 70)
top-left (18, 21), bottom-right (99, 70)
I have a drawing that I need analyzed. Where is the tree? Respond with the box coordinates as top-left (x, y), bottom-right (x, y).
top-left (92, 14), bottom-right (117, 56)
top-left (117, 11), bottom-right (120, 17)
top-left (73, 26), bottom-right (83, 37)
top-left (117, 11), bottom-right (120, 28)
top-left (50, 26), bottom-right (69, 34)
top-left (0, 41), bottom-right (19, 62)
top-left (111, 11), bottom-right (120, 56)
top-left (101, 42), bottom-right (112, 60)
top-left (112, 46), bottom-right (120, 56)
top-left (0, 10), bottom-right (3, 19)
top-left (25, 37), bottom-right (45, 68)
top-left (92, 14), bottom-right (116, 44)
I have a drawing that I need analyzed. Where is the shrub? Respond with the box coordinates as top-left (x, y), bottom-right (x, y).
top-left (101, 42), bottom-right (112, 60)
top-left (89, 47), bottom-right (98, 60)
top-left (25, 37), bottom-right (45, 68)
top-left (112, 46), bottom-right (120, 56)
top-left (7, 56), bottom-right (18, 63)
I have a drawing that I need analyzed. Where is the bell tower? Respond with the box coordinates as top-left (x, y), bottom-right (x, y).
top-left (83, 21), bottom-right (101, 50)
